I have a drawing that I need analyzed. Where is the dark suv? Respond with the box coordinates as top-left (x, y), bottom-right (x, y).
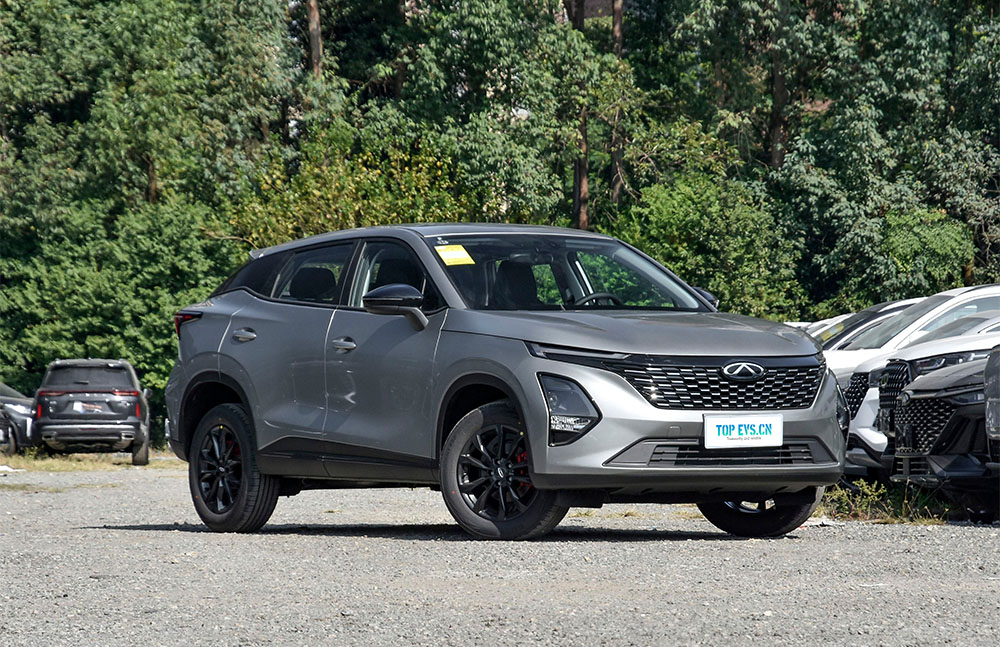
top-left (166, 224), bottom-right (846, 539)
top-left (34, 359), bottom-right (151, 465)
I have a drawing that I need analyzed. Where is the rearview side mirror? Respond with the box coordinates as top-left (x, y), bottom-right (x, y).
top-left (694, 287), bottom-right (720, 309)
top-left (362, 284), bottom-right (428, 330)
top-left (142, 388), bottom-right (152, 400)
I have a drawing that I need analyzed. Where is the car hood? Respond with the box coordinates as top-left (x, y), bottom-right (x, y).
top-left (443, 310), bottom-right (820, 357)
top-left (825, 348), bottom-right (889, 381)
top-left (907, 358), bottom-right (989, 392)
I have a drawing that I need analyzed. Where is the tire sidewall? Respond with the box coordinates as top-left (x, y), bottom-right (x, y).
top-left (440, 402), bottom-right (565, 540)
top-left (698, 487), bottom-right (824, 538)
top-left (188, 404), bottom-right (258, 530)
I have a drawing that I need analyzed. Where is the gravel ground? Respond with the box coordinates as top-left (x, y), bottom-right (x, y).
top-left (1, 464), bottom-right (999, 647)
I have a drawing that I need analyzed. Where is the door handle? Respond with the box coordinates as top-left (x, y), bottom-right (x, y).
top-left (232, 328), bottom-right (257, 343)
top-left (331, 337), bottom-right (357, 352)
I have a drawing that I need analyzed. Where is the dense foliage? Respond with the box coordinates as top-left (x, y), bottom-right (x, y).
top-left (2, 1), bottom-right (999, 431)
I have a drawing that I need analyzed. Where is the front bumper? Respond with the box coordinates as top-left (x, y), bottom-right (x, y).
top-left (37, 422), bottom-right (141, 452)
top-left (523, 356), bottom-right (845, 497)
top-left (845, 387), bottom-right (889, 475)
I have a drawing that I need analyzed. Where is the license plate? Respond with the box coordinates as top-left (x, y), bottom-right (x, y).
top-left (72, 401), bottom-right (104, 414)
top-left (703, 414), bottom-right (783, 449)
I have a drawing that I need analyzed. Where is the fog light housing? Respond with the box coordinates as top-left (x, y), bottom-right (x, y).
top-left (539, 375), bottom-right (600, 446)
top-left (835, 381), bottom-right (850, 438)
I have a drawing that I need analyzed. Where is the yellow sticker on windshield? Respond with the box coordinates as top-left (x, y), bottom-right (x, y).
top-left (435, 244), bottom-right (475, 266)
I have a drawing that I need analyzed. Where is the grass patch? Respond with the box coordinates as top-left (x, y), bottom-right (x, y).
top-left (0, 482), bottom-right (64, 493)
top-left (817, 479), bottom-right (950, 524)
top-left (0, 449), bottom-right (183, 472)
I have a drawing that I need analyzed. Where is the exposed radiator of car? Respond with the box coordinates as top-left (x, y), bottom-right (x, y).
top-left (844, 372), bottom-right (868, 419)
top-left (893, 397), bottom-right (956, 455)
top-left (603, 357), bottom-right (825, 410)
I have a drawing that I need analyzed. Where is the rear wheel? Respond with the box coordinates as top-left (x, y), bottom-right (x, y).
top-left (131, 431), bottom-right (150, 466)
top-left (0, 419), bottom-right (16, 456)
top-left (697, 487), bottom-right (824, 537)
top-left (440, 402), bottom-right (567, 539)
top-left (188, 404), bottom-right (279, 532)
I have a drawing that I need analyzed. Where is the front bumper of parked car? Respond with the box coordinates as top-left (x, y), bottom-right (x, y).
top-left (520, 352), bottom-right (845, 500)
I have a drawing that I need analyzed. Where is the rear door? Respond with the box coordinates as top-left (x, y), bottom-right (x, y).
top-left (322, 239), bottom-right (444, 474)
top-left (222, 242), bottom-right (355, 450)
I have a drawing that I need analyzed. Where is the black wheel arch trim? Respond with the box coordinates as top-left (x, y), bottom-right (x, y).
top-left (178, 370), bottom-right (255, 458)
top-left (435, 372), bottom-right (529, 463)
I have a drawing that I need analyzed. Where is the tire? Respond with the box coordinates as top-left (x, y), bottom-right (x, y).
top-left (0, 418), bottom-right (16, 456)
top-left (188, 403), bottom-right (279, 533)
top-left (697, 487), bottom-right (825, 538)
top-left (131, 430), bottom-right (150, 466)
top-left (440, 401), bottom-right (568, 540)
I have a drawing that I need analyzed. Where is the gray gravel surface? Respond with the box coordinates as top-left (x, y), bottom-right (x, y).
top-left (1, 465), bottom-right (999, 647)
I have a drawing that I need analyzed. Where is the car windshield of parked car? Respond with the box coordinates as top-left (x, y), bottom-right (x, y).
top-left (843, 295), bottom-right (951, 349)
top-left (0, 383), bottom-right (26, 399)
top-left (43, 366), bottom-right (133, 389)
top-left (424, 234), bottom-right (705, 311)
top-left (901, 310), bottom-right (1000, 347)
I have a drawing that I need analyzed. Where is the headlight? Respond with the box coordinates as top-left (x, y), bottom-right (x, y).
top-left (912, 351), bottom-right (990, 377)
top-left (945, 388), bottom-right (986, 406)
top-left (538, 375), bottom-right (601, 446)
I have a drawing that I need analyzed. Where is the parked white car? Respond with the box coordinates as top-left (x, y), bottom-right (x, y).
top-left (842, 331), bottom-right (1000, 477)
top-left (826, 285), bottom-right (1000, 384)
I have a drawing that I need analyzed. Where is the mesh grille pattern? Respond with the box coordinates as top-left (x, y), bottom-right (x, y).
top-left (649, 443), bottom-right (814, 466)
top-left (879, 361), bottom-right (911, 410)
top-left (990, 438), bottom-right (1000, 462)
top-left (844, 372), bottom-right (868, 419)
top-left (894, 397), bottom-right (956, 455)
top-left (603, 358), bottom-right (824, 410)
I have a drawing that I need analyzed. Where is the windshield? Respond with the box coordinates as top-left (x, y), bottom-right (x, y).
top-left (43, 366), bottom-right (134, 389)
top-left (902, 310), bottom-right (1000, 347)
top-left (844, 295), bottom-right (951, 349)
top-left (424, 234), bottom-right (705, 311)
top-left (0, 383), bottom-right (26, 399)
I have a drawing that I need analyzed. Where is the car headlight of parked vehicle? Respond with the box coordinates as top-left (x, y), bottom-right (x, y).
top-left (835, 384), bottom-right (850, 436)
top-left (912, 351), bottom-right (990, 377)
top-left (538, 375), bottom-right (601, 446)
top-left (943, 387), bottom-right (987, 406)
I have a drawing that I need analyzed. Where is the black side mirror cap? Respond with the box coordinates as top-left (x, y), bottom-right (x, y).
top-left (141, 388), bottom-right (152, 400)
top-left (694, 287), bottom-right (720, 309)
top-left (362, 284), bottom-right (428, 330)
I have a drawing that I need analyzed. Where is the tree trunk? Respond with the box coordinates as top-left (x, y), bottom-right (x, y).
top-left (767, 2), bottom-right (789, 168)
top-left (570, 0), bottom-right (589, 229)
top-left (610, 0), bottom-right (624, 206)
top-left (307, 0), bottom-right (322, 79)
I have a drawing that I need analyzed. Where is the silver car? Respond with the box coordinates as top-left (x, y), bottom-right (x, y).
top-left (165, 224), bottom-right (845, 539)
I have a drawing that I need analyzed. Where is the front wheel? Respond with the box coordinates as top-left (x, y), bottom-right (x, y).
top-left (188, 404), bottom-right (279, 532)
top-left (0, 419), bottom-right (16, 456)
top-left (440, 402), bottom-right (567, 539)
top-left (131, 430), bottom-right (150, 466)
top-left (697, 487), bottom-right (824, 537)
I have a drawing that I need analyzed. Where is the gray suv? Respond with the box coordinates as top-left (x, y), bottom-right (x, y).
top-left (165, 224), bottom-right (846, 539)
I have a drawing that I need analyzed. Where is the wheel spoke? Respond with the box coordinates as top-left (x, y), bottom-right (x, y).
top-left (474, 434), bottom-right (491, 464)
top-left (472, 483), bottom-right (496, 514)
top-left (459, 455), bottom-right (489, 471)
top-left (494, 425), bottom-right (506, 461)
top-left (459, 476), bottom-right (489, 494)
top-left (507, 486), bottom-right (530, 512)
top-left (496, 485), bottom-right (507, 521)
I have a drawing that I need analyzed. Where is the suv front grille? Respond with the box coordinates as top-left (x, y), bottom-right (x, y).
top-left (649, 443), bottom-right (814, 466)
top-left (844, 372), bottom-right (868, 419)
top-left (894, 397), bottom-right (956, 455)
top-left (879, 361), bottom-right (911, 411)
top-left (602, 356), bottom-right (825, 410)
top-left (895, 456), bottom-right (930, 477)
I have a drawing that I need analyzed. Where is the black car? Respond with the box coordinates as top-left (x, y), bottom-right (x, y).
top-left (0, 381), bottom-right (34, 453)
top-left (34, 359), bottom-right (151, 465)
top-left (819, 298), bottom-right (921, 351)
top-left (889, 359), bottom-right (998, 522)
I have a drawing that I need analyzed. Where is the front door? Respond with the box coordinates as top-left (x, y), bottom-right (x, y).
top-left (323, 240), bottom-right (444, 478)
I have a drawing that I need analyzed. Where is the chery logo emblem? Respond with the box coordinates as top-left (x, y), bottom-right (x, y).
top-left (721, 361), bottom-right (766, 382)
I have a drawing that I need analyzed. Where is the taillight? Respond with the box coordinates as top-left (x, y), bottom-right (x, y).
top-left (135, 402), bottom-right (141, 417)
top-left (174, 311), bottom-right (202, 337)
top-left (112, 390), bottom-right (140, 396)
top-left (37, 390), bottom-right (66, 397)
top-left (36, 404), bottom-right (42, 418)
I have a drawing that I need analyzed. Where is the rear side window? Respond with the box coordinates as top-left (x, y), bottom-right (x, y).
top-left (273, 243), bottom-right (354, 305)
top-left (214, 251), bottom-right (291, 297)
top-left (43, 366), bottom-right (134, 389)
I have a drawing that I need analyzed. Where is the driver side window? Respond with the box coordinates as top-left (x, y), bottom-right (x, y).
top-left (349, 241), bottom-right (442, 311)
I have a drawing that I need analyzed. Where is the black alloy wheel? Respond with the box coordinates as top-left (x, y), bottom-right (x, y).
top-left (441, 402), bottom-right (568, 539)
top-left (458, 423), bottom-right (536, 522)
top-left (197, 424), bottom-right (243, 514)
top-left (188, 404), bottom-right (279, 532)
